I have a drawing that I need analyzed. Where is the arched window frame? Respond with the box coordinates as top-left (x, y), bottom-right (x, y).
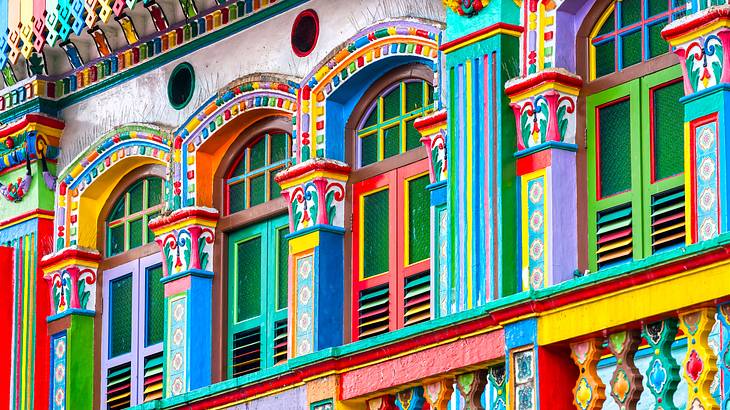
top-left (96, 165), bottom-right (167, 409)
top-left (211, 116), bottom-right (293, 380)
top-left (579, 2), bottom-right (687, 272)
top-left (345, 64), bottom-right (435, 342)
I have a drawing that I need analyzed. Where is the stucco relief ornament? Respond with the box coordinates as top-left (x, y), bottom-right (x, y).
top-left (443, 0), bottom-right (490, 16)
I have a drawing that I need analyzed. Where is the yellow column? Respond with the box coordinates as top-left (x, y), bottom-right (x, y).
top-left (679, 308), bottom-right (719, 410)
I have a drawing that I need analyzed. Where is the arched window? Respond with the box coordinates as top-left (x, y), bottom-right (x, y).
top-left (225, 130), bottom-right (292, 214)
top-left (218, 120), bottom-right (292, 378)
top-left (100, 173), bottom-right (165, 407)
top-left (590, 0), bottom-right (685, 79)
top-left (106, 176), bottom-right (165, 257)
top-left (584, 3), bottom-right (686, 272)
top-left (349, 67), bottom-right (434, 341)
top-left (357, 79), bottom-right (434, 167)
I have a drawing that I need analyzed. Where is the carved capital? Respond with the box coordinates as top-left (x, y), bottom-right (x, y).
top-left (414, 109), bottom-right (448, 185)
top-left (40, 247), bottom-right (100, 318)
top-left (663, 6), bottom-right (730, 95)
top-left (505, 69), bottom-right (582, 154)
top-left (275, 158), bottom-right (350, 233)
top-left (149, 207), bottom-right (219, 278)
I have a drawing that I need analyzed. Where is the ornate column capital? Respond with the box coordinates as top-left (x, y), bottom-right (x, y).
top-left (505, 68), bottom-right (582, 155)
top-left (149, 206), bottom-right (219, 280)
top-left (40, 247), bottom-right (100, 320)
top-left (415, 109), bottom-right (448, 186)
top-left (275, 158), bottom-right (351, 233)
top-left (663, 6), bottom-right (730, 95)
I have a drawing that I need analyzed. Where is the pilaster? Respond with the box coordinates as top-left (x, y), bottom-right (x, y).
top-left (505, 69), bottom-right (582, 291)
top-left (275, 159), bottom-right (349, 358)
top-left (40, 247), bottom-right (100, 410)
top-left (149, 207), bottom-right (218, 397)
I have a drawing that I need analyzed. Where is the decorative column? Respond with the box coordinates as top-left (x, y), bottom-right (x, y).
top-left (642, 319), bottom-right (680, 408)
top-left (570, 339), bottom-right (606, 410)
top-left (40, 247), bottom-right (101, 410)
top-left (662, 7), bottom-right (730, 243)
top-left (367, 395), bottom-right (397, 410)
top-left (455, 370), bottom-right (488, 410)
top-left (505, 69), bottom-right (582, 291)
top-left (442, 0), bottom-right (523, 306)
top-left (414, 110), bottom-right (449, 317)
top-left (275, 159), bottom-right (349, 358)
top-left (678, 308), bottom-right (719, 409)
top-left (606, 331), bottom-right (643, 408)
top-left (395, 386), bottom-right (426, 410)
top-left (423, 379), bottom-right (454, 410)
top-left (149, 207), bottom-right (218, 397)
top-left (718, 304), bottom-right (730, 410)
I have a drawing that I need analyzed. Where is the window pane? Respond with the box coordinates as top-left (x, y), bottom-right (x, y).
top-left (405, 118), bottom-right (421, 151)
top-left (595, 40), bottom-right (615, 78)
top-left (146, 265), bottom-right (165, 346)
top-left (648, 0), bottom-right (669, 16)
top-left (363, 189), bottom-right (389, 278)
top-left (128, 218), bottom-right (144, 249)
top-left (109, 225), bottom-right (125, 256)
top-left (405, 81), bottom-right (424, 112)
top-left (620, 0), bottom-right (641, 27)
top-left (408, 174), bottom-right (431, 264)
top-left (230, 155), bottom-right (247, 178)
top-left (621, 30), bottom-right (642, 69)
top-left (147, 178), bottom-right (163, 206)
top-left (653, 81), bottom-right (685, 180)
top-left (269, 170), bottom-right (282, 200)
top-left (236, 237), bottom-right (262, 322)
top-left (249, 174), bottom-right (266, 207)
top-left (147, 212), bottom-right (160, 244)
top-left (110, 274), bottom-right (133, 358)
top-left (596, 13), bottom-right (615, 37)
top-left (229, 182), bottom-right (246, 214)
top-left (277, 227), bottom-right (289, 310)
top-left (648, 21), bottom-right (669, 58)
top-left (383, 125), bottom-right (401, 159)
top-left (128, 182), bottom-right (144, 214)
top-left (109, 198), bottom-right (125, 221)
top-left (249, 138), bottom-right (266, 171)
top-left (598, 99), bottom-right (632, 197)
top-left (270, 133), bottom-right (288, 163)
top-left (363, 107), bottom-right (377, 128)
top-left (382, 88), bottom-right (401, 121)
top-left (361, 133), bottom-right (378, 167)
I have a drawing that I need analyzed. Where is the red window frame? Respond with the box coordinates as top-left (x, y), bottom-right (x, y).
top-left (351, 159), bottom-right (430, 341)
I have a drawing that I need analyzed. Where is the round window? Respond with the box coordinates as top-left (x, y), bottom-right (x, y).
top-left (168, 63), bottom-right (195, 109)
top-left (291, 10), bottom-right (319, 57)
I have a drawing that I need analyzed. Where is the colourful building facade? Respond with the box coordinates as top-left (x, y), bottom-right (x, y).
top-left (0, 0), bottom-right (729, 409)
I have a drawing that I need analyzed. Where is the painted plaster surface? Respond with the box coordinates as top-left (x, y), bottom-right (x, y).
top-left (223, 385), bottom-right (306, 409)
top-left (58, 0), bottom-right (445, 170)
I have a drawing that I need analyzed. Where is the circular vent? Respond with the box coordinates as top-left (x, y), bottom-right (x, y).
top-left (168, 62), bottom-right (195, 110)
top-left (291, 10), bottom-right (319, 57)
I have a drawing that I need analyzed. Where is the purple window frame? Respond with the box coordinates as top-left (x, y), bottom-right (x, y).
top-left (101, 253), bottom-right (163, 407)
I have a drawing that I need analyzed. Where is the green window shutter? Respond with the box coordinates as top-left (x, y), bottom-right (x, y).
top-left (142, 352), bottom-right (164, 402)
top-left (648, 21), bottom-right (670, 58)
top-left (362, 189), bottom-right (390, 278)
top-left (128, 218), bottom-right (144, 249)
top-left (276, 226), bottom-right (289, 310)
top-left (620, 0), bottom-right (642, 27)
top-left (360, 133), bottom-right (378, 167)
top-left (147, 177), bottom-right (163, 206)
top-left (145, 265), bottom-right (165, 347)
top-left (229, 182), bottom-right (246, 214)
top-left (598, 99), bottom-right (632, 198)
top-left (235, 236), bottom-right (262, 322)
top-left (249, 174), bottom-right (266, 207)
top-left (110, 274), bottom-right (133, 358)
top-left (382, 87), bottom-right (401, 121)
top-left (652, 80), bottom-right (684, 181)
top-left (407, 174), bottom-right (431, 264)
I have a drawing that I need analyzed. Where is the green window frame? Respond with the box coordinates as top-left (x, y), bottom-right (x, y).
top-left (106, 177), bottom-right (165, 257)
top-left (587, 65), bottom-right (685, 272)
top-left (226, 131), bottom-right (293, 215)
top-left (357, 79), bottom-right (435, 167)
top-left (227, 215), bottom-right (289, 378)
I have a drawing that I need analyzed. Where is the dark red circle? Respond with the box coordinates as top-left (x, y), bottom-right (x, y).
top-left (291, 9), bottom-right (319, 57)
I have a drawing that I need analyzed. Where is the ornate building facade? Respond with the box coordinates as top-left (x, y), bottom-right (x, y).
top-left (0, 0), bottom-right (729, 409)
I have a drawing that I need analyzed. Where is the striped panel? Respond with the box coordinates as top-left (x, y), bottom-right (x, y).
top-left (273, 319), bottom-right (287, 365)
top-left (142, 352), bottom-right (163, 402)
top-left (106, 362), bottom-right (132, 409)
top-left (357, 284), bottom-right (390, 339)
top-left (231, 327), bottom-right (261, 377)
top-left (596, 204), bottom-right (633, 268)
top-left (651, 187), bottom-right (686, 252)
top-left (403, 271), bottom-right (431, 326)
